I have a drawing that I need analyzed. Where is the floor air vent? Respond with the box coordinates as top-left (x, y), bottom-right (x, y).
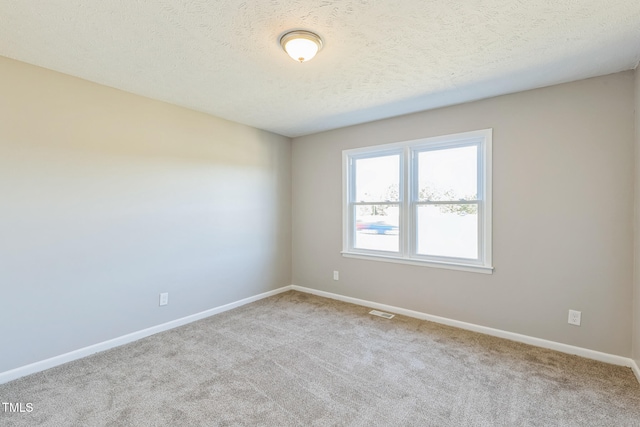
top-left (369, 310), bottom-right (395, 319)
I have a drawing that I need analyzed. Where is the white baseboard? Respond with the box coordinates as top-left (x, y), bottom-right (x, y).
top-left (0, 285), bottom-right (293, 385)
top-left (3, 284), bottom-right (638, 386)
top-left (632, 359), bottom-right (640, 384)
top-left (291, 285), bottom-right (637, 372)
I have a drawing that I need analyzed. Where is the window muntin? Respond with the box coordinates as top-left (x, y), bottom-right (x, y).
top-left (343, 130), bottom-right (492, 273)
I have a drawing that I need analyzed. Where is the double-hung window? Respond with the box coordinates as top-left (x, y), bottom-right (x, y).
top-left (342, 129), bottom-right (492, 273)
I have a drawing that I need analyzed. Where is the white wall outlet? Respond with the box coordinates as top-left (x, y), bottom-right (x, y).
top-left (568, 309), bottom-right (581, 326)
top-left (159, 292), bottom-right (169, 306)
top-left (333, 271), bottom-right (339, 281)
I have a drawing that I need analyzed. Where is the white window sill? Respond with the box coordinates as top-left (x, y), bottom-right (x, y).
top-left (341, 252), bottom-right (494, 274)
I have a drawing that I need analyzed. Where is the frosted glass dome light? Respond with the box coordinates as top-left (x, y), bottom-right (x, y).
top-left (280, 30), bottom-right (323, 63)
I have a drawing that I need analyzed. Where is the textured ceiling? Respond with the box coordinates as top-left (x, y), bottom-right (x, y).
top-left (1, 1), bottom-right (640, 137)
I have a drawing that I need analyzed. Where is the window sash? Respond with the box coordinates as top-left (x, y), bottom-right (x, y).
top-left (347, 150), bottom-right (404, 253)
top-left (410, 141), bottom-right (483, 263)
top-left (410, 202), bottom-right (483, 264)
top-left (351, 203), bottom-right (401, 254)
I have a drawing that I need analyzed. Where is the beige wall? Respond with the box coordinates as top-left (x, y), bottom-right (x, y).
top-left (0, 56), bottom-right (292, 373)
top-left (634, 67), bottom-right (640, 366)
top-left (292, 72), bottom-right (635, 357)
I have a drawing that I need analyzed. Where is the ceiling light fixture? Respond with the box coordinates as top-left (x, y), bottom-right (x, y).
top-left (280, 30), bottom-right (323, 63)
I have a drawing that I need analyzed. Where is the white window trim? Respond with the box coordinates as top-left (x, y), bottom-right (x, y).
top-left (342, 129), bottom-right (493, 274)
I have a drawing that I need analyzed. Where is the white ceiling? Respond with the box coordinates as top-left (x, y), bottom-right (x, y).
top-left (1, 1), bottom-right (639, 137)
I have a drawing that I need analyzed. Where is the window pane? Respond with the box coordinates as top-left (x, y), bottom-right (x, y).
top-left (417, 205), bottom-right (478, 259)
top-left (355, 205), bottom-right (399, 252)
top-left (418, 145), bottom-right (477, 201)
top-left (355, 155), bottom-right (400, 202)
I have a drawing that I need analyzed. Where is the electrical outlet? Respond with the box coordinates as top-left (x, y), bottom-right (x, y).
top-left (568, 309), bottom-right (581, 326)
top-left (159, 292), bottom-right (169, 306)
top-left (333, 271), bottom-right (339, 281)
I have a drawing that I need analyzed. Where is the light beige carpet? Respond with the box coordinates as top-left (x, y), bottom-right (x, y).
top-left (1, 290), bottom-right (639, 426)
